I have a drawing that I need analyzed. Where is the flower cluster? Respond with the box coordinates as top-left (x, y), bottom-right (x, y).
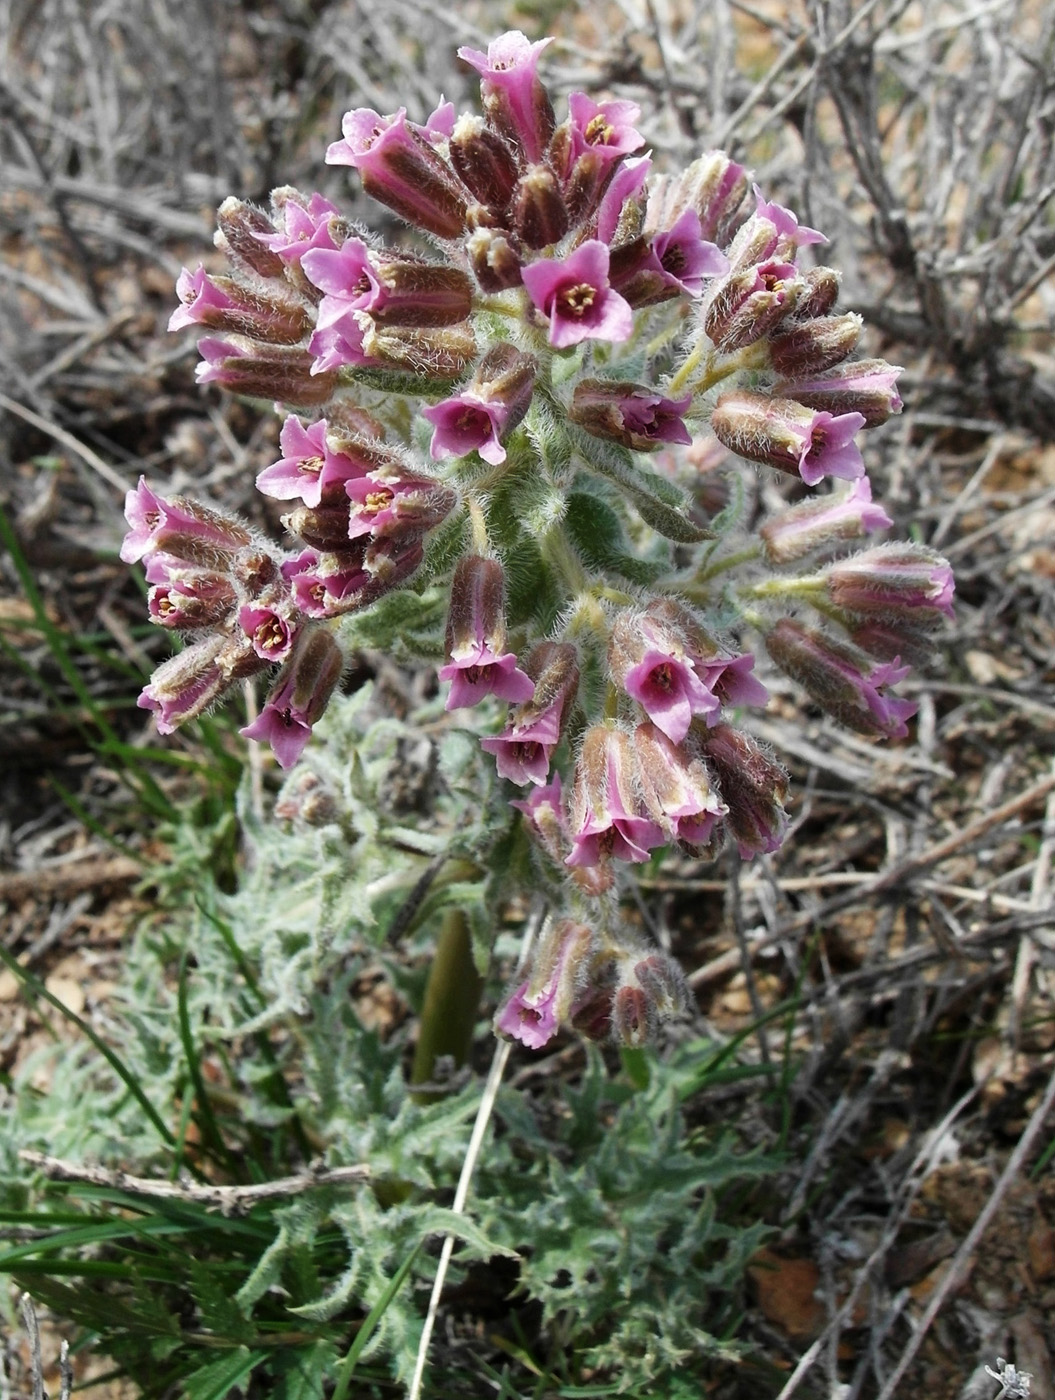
top-left (128, 30), bottom-right (954, 1052)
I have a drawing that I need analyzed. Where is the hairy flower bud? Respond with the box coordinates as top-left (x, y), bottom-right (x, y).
top-left (694, 723), bottom-right (789, 858)
top-left (449, 113), bottom-right (520, 211)
top-left (760, 477), bottom-right (892, 565)
top-left (774, 359), bottom-right (904, 427)
top-left (791, 266), bottom-right (842, 320)
top-left (768, 313), bottom-right (863, 378)
top-left (646, 150), bottom-right (749, 244)
top-left (170, 266), bottom-right (311, 343)
top-left (512, 164), bottom-right (570, 249)
top-left (765, 618), bottom-right (917, 739)
top-left (703, 260), bottom-right (803, 351)
top-left (466, 227), bottom-right (523, 292)
top-left (215, 197), bottom-right (287, 280)
top-left (196, 338), bottom-right (338, 407)
top-left (138, 634), bottom-right (262, 735)
top-left (824, 544), bottom-right (955, 625)
top-left (359, 321), bottom-right (477, 380)
top-left (122, 478), bottom-right (251, 566)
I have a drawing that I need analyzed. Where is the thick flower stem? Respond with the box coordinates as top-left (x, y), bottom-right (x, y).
top-left (411, 909), bottom-right (484, 1102)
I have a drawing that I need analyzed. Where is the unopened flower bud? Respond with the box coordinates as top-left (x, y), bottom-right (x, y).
top-left (274, 769), bottom-right (340, 825)
top-left (440, 555), bottom-right (533, 709)
top-left (512, 164), bottom-right (570, 249)
top-left (449, 113), bottom-right (520, 211)
top-left (466, 227), bottom-right (523, 292)
top-left (824, 544), bottom-right (955, 625)
top-left (703, 260), bottom-right (803, 351)
top-left (774, 359), bottom-right (904, 428)
top-left (570, 379), bottom-right (692, 452)
top-left (768, 313), bottom-right (862, 378)
top-left (215, 197), bottom-right (287, 280)
top-left (611, 983), bottom-right (655, 1048)
top-left (369, 259), bottom-right (473, 328)
top-left (240, 625), bottom-right (344, 767)
top-left (765, 618), bottom-right (917, 739)
top-left (633, 952), bottom-right (691, 1021)
top-left (326, 107), bottom-right (469, 239)
top-left (282, 503), bottom-right (356, 551)
top-left (760, 477), bottom-right (892, 565)
top-left (694, 723), bottom-right (789, 858)
top-left (710, 389), bottom-right (866, 487)
top-left (791, 266), bottom-right (842, 320)
top-left (646, 151), bottom-right (749, 245)
top-left (459, 32), bottom-right (556, 165)
top-left (360, 320), bottom-right (477, 380)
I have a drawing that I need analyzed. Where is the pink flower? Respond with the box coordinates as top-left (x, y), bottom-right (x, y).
top-left (624, 646), bottom-right (720, 744)
top-left (565, 93), bottom-right (644, 170)
top-left (169, 266), bottom-right (238, 332)
top-left (307, 316), bottom-right (377, 374)
top-left (634, 722), bottom-right (727, 848)
top-left (439, 555), bottom-right (534, 709)
top-left (521, 240), bottom-right (633, 348)
top-left (752, 186), bottom-right (826, 249)
top-left (256, 416), bottom-right (371, 507)
top-left (326, 107), bottom-right (468, 239)
top-left (765, 619), bottom-right (918, 740)
top-left (570, 379), bottom-right (692, 451)
top-left (194, 336), bottom-right (248, 385)
top-left (494, 918), bottom-right (597, 1050)
top-left (238, 602), bottom-right (299, 662)
top-left (344, 470), bottom-right (451, 541)
top-left (595, 154), bottom-right (651, 244)
top-left (566, 726), bottom-right (666, 868)
top-left (650, 209), bottom-right (729, 296)
top-left (775, 359), bottom-right (904, 428)
top-left (255, 193), bottom-right (339, 260)
top-left (422, 392), bottom-right (511, 465)
top-left (121, 478), bottom-right (249, 564)
top-left (138, 634), bottom-right (258, 735)
top-left (458, 31), bottom-right (555, 162)
top-left (240, 627), bottom-right (343, 768)
top-left (301, 239), bottom-right (385, 313)
top-left (710, 390), bottom-right (866, 487)
top-left (825, 545), bottom-right (955, 623)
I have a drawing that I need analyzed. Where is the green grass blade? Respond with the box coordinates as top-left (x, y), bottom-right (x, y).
top-left (330, 1242), bottom-right (422, 1400)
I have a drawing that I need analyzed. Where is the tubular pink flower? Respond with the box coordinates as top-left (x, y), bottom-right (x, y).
top-left (570, 379), bottom-right (692, 451)
top-left (326, 107), bottom-right (468, 239)
top-left (422, 392), bottom-right (510, 465)
top-left (825, 545), bottom-right (956, 622)
top-left (766, 619), bottom-right (918, 739)
top-left (169, 266), bottom-right (239, 331)
top-left (255, 193), bottom-right (339, 260)
top-left (710, 390), bottom-right (867, 487)
top-left (307, 315), bottom-right (378, 374)
top-left (301, 239), bottom-right (385, 313)
top-left (565, 93), bottom-right (644, 170)
top-left (481, 705), bottom-right (562, 785)
top-left (776, 359), bottom-right (904, 428)
top-left (240, 627), bottom-right (343, 768)
top-left (121, 477), bottom-right (249, 564)
top-left (634, 722), bottom-right (727, 848)
top-left (344, 471), bottom-right (451, 541)
top-left (256, 416), bottom-right (371, 507)
top-left (440, 644), bottom-right (534, 709)
top-left (650, 209), bottom-right (729, 296)
top-left (458, 31), bottom-right (554, 162)
top-left (521, 240), bottom-right (633, 348)
top-left (566, 726), bottom-right (666, 868)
